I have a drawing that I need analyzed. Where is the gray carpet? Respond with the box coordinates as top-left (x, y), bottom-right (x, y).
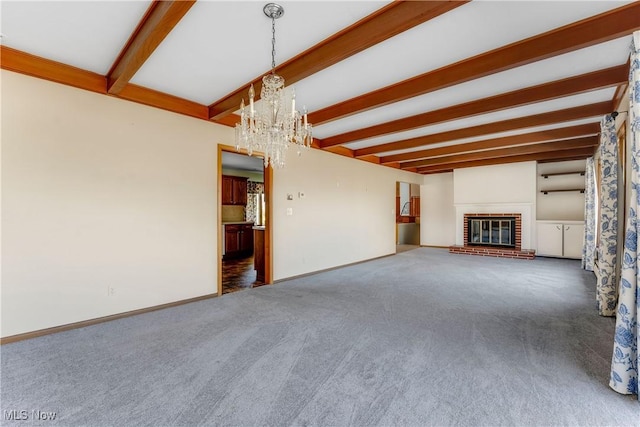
top-left (396, 244), bottom-right (420, 254)
top-left (1, 248), bottom-right (638, 426)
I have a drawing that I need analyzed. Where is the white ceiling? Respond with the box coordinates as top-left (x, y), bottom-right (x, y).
top-left (130, 1), bottom-right (386, 104)
top-left (0, 0), bottom-right (635, 172)
top-left (1, 1), bottom-right (150, 74)
top-left (221, 151), bottom-right (264, 172)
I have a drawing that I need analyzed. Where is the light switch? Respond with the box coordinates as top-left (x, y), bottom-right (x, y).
top-left (286, 208), bottom-right (293, 216)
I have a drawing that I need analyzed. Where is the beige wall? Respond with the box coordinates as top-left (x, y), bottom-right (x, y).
top-left (453, 162), bottom-right (537, 205)
top-left (1, 70), bottom-right (423, 337)
top-left (1, 71), bottom-right (232, 337)
top-left (272, 149), bottom-right (422, 280)
top-left (421, 172), bottom-right (455, 247)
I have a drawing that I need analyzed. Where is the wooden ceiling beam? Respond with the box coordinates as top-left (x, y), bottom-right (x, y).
top-left (207, 0), bottom-right (467, 120)
top-left (0, 46), bottom-right (106, 93)
top-left (0, 46), bottom-right (243, 125)
top-left (380, 123), bottom-right (599, 164)
top-left (354, 101), bottom-right (610, 157)
top-left (359, 155), bottom-right (381, 164)
top-left (401, 136), bottom-right (598, 169)
top-left (321, 65), bottom-right (626, 148)
top-left (212, 113), bottom-right (242, 127)
top-left (416, 147), bottom-right (596, 174)
top-left (612, 83), bottom-right (629, 111)
top-left (310, 2), bottom-right (640, 126)
top-left (611, 57), bottom-right (631, 110)
top-left (322, 145), bottom-right (355, 158)
top-left (107, 1), bottom-right (196, 95)
top-left (116, 84), bottom-right (209, 119)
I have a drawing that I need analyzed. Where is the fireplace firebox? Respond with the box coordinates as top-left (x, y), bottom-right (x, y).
top-left (467, 217), bottom-right (516, 248)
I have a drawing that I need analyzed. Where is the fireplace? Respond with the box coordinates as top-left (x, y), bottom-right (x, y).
top-left (450, 213), bottom-right (535, 259)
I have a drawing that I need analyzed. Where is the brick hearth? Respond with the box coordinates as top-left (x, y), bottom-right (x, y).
top-left (449, 213), bottom-right (535, 260)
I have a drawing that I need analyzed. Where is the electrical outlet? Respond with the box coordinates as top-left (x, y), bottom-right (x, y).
top-left (298, 191), bottom-right (305, 198)
top-left (287, 194), bottom-right (293, 200)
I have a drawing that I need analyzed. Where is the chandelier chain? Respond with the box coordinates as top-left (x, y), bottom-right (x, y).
top-left (271, 16), bottom-right (276, 72)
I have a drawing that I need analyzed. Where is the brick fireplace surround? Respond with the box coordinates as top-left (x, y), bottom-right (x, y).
top-left (449, 213), bottom-right (536, 260)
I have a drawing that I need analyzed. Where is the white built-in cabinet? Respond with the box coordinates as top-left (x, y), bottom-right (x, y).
top-left (536, 220), bottom-right (585, 259)
top-left (536, 160), bottom-right (586, 260)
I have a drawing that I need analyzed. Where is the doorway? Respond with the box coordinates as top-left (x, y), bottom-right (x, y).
top-left (396, 181), bottom-right (420, 253)
top-left (218, 145), bottom-right (272, 295)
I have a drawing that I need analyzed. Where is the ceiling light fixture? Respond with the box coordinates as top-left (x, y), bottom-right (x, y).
top-left (235, 3), bottom-right (313, 169)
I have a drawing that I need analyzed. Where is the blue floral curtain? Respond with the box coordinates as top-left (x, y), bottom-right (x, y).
top-left (596, 115), bottom-right (619, 316)
top-left (610, 31), bottom-right (639, 400)
top-left (582, 157), bottom-right (596, 271)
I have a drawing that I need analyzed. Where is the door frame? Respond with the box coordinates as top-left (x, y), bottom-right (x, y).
top-left (217, 144), bottom-right (273, 296)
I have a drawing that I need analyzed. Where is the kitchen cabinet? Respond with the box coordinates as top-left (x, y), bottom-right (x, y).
top-left (223, 223), bottom-right (254, 259)
top-left (536, 221), bottom-right (584, 259)
top-left (222, 175), bottom-right (248, 206)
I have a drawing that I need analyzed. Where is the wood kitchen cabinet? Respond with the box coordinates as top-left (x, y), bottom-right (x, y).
top-left (222, 175), bottom-right (248, 205)
top-left (225, 225), bottom-right (241, 254)
top-left (224, 223), bottom-right (254, 259)
top-left (222, 176), bottom-right (234, 205)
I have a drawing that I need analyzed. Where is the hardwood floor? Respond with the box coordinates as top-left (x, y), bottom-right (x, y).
top-left (222, 255), bottom-right (264, 294)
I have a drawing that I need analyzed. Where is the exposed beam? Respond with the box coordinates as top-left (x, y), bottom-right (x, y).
top-left (538, 156), bottom-right (594, 164)
top-left (422, 169), bottom-right (453, 175)
top-left (321, 65), bottom-right (626, 148)
top-left (359, 155), bottom-right (381, 164)
top-left (380, 123), bottom-right (600, 164)
top-left (1, 46), bottom-right (106, 93)
top-left (213, 113), bottom-right (242, 127)
top-left (611, 57), bottom-right (631, 110)
top-left (416, 148), bottom-right (596, 174)
top-left (354, 101), bottom-right (610, 157)
top-left (116, 84), bottom-right (209, 119)
top-left (207, 0), bottom-right (467, 120)
top-left (612, 83), bottom-right (629, 111)
top-left (309, 2), bottom-right (640, 125)
top-left (401, 136), bottom-right (598, 169)
top-left (107, 1), bottom-right (196, 94)
top-left (323, 145), bottom-right (355, 158)
top-left (0, 46), bottom-right (245, 125)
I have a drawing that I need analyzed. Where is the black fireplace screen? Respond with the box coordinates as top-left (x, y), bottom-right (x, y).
top-left (467, 217), bottom-right (516, 248)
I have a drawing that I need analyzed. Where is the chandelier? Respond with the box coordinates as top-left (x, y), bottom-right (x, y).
top-left (235, 3), bottom-right (313, 169)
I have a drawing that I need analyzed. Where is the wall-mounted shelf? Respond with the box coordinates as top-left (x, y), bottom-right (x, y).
top-left (540, 189), bottom-right (585, 195)
top-left (541, 171), bottom-right (585, 178)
